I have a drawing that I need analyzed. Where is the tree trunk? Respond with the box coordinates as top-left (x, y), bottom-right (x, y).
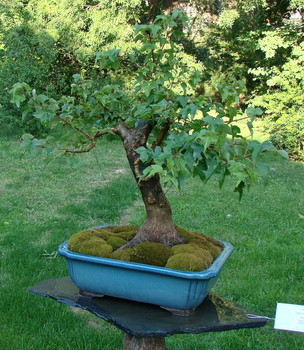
top-left (147, 0), bottom-right (181, 22)
top-left (116, 123), bottom-right (185, 248)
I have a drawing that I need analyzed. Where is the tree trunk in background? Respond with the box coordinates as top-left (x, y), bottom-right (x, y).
top-left (146, 0), bottom-right (181, 21)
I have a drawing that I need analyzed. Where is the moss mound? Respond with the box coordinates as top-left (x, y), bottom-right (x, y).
top-left (176, 226), bottom-right (223, 259)
top-left (68, 229), bottom-right (100, 252)
top-left (171, 244), bottom-right (213, 265)
top-left (67, 225), bottom-right (224, 272)
top-left (112, 248), bottom-right (132, 262)
top-left (78, 238), bottom-right (113, 258)
top-left (130, 242), bottom-right (172, 267)
top-left (165, 252), bottom-right (211, 272)
top-left (105, 236), bottom-right (127, 250)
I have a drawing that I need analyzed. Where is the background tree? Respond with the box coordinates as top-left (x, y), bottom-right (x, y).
top-left (187, 0), bottom-right (304, 159)
top-left (0, 0), bottom-right (143, 133)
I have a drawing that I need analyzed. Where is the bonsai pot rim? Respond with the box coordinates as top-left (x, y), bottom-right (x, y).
top-left (58, 239), bottom-right (233, 280)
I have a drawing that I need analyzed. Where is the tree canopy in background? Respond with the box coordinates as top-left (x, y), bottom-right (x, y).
top-left (0, 0), bottom-right (143, 132)
top-left (1, 0), bottom-right (303, 159)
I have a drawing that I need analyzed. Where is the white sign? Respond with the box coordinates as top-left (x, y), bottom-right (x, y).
top-left (274, 303), bottom-right (304, 333)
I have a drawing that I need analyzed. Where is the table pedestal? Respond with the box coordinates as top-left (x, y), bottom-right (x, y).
top-left (123, 334), bottom-right (167, 350)
top-left (29, 277), bottom-right (268, 349)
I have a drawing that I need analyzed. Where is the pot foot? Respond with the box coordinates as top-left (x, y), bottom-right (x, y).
top-left (160, 306), bottom-right (196, 316)
top-left (79, 290), bottom-right (105, 298)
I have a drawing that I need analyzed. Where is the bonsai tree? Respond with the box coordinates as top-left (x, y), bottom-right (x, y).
top-left (10, 11), bottom-right (286, 250)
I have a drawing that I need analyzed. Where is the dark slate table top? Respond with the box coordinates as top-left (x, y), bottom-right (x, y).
top-left (29, 277), bottom-right (268, 338)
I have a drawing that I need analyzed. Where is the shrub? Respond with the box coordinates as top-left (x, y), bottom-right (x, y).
top-left (0, 0), bottom-right (143, 133)
top-left (251, 41), bottom-right (304, 160)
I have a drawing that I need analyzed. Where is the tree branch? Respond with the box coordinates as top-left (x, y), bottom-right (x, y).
top-left (114, 123), bottom-right (131, 141)
top-left (152, 121), bottom-right (171, 150)
top-left (55, 114), bottom-right (92, 140)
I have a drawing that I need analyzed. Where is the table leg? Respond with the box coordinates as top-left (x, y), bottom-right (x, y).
top-left (123, 333), bottom-right (168, 350)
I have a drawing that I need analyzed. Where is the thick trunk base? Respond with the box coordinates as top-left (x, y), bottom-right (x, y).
top-left (121, 224), bottom-right (185, 249)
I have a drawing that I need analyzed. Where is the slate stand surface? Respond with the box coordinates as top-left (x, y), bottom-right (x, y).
top-left (29, 277), bottom-right (267, 341)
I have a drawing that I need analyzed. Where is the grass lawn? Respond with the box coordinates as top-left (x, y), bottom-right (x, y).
top-left (0, 133), bottom-right (303, 349)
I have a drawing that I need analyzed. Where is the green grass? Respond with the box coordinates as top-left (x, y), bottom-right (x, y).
top-left (1, 134), bottom-right (304, 349)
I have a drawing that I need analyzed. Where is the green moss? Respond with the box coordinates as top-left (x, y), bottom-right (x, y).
top-left (105, 225), bottom-right (139, 235)
top-left (189, 237), bottom-right (221, 259)
top-left (171, 243), bottom-right (198, 255)
top-left (130, 242), bottom-right (173, 267)
top-left (171, 244), bottom-right (213, 265)
top-left (175, 226), bottom-right (223, 259)
top-left (68, 225), bottom-right (224, 272)
top-left (165, 252), bottom-right (211, 272)
top-left (193, 231), bottom-right (225, 249)
top-left (105, 236), bottom-right (126, 250)
top-left (68, 225), bottom-right (138, 256)
top-left (175, 226), bottom-right (195, 242)
top-left (68, 230), bottom-right (102, 251)
top-left (112, 248), bottom-right (132, 262)
top-left (93, 229), bottom-right (113, 240)
top-left (77, 237), bottom-right (113, 258)
top-left (112, 225), bottom-right (139, 241)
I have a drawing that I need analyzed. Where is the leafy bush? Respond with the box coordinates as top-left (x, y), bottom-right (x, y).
top-left (0, 0), bottom-right (143, 134)
top-left (250, 38), bottom-right (304, 160)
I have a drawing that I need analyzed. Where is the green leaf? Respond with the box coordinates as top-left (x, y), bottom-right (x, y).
top-left (20, 134), bottom-right (45, 155)
top-left (151, 25), bottom-right (162, 36)
top-left (233, 181), bottom-right (245, 201)
top-left (22, 107), bottom-right (32, 122)
top-left (194, 160), bottom-right (207, 181)
top-left (72, 74), bottom-right (81, 82)
top-left (10, 83), bottom-right (31, 107)
top-left (246, 106), bottom-right (263, 121)
top-left (218, 168), bottom-right (230, 189)
top-left (33, 109), bottom-right (55, 124)
top-left (112, 60), bottom-right (120, 70)
top-left (247, 121), bottom-right (254, 137)
top-left (172, 9), bottom-right (182, 19)
top-left (191, 144), bottom-right (204, 159)
top-left (129, 53), bottom-right (135, 62)
top-left (177, 172), bottom-right (186, 190)
top-left (203, 133), bottom-right (217, 151)
top-left (256, 162), bottom-right (269, 184)
top-left (176, 158), bottom-right (188, 175)
top-left (204, 158), bottom-right (219, 180)
top-left (153, 146), bottom-right (162, 158)
top-left (229, 161), bottom-right (248, 184)
top-left (261, 140), bottom-right (276, 152)
top-left (10, 93), bottom-right (26, 108)
top-left (136, 147), bottom-right (151, 163)
top-left (146, 164), bottom-right (164, 177)
top-left (176, 96), bottom-right (189, 108)
top-left (278, 149), bottom-right (289, 159)
top-left (221, 87), bottom-right (229, 102)
top-left (231, 125), bottom-right (241, 137)
top-left (173, 29), bottom-right (184, 40)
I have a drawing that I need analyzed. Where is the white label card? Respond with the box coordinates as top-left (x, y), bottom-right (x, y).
top-left (274, 303), bottom-right (304, 333)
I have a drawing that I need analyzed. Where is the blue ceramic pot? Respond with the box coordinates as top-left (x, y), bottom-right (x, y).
top-left (58, 237), bottom-right (233, 311)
